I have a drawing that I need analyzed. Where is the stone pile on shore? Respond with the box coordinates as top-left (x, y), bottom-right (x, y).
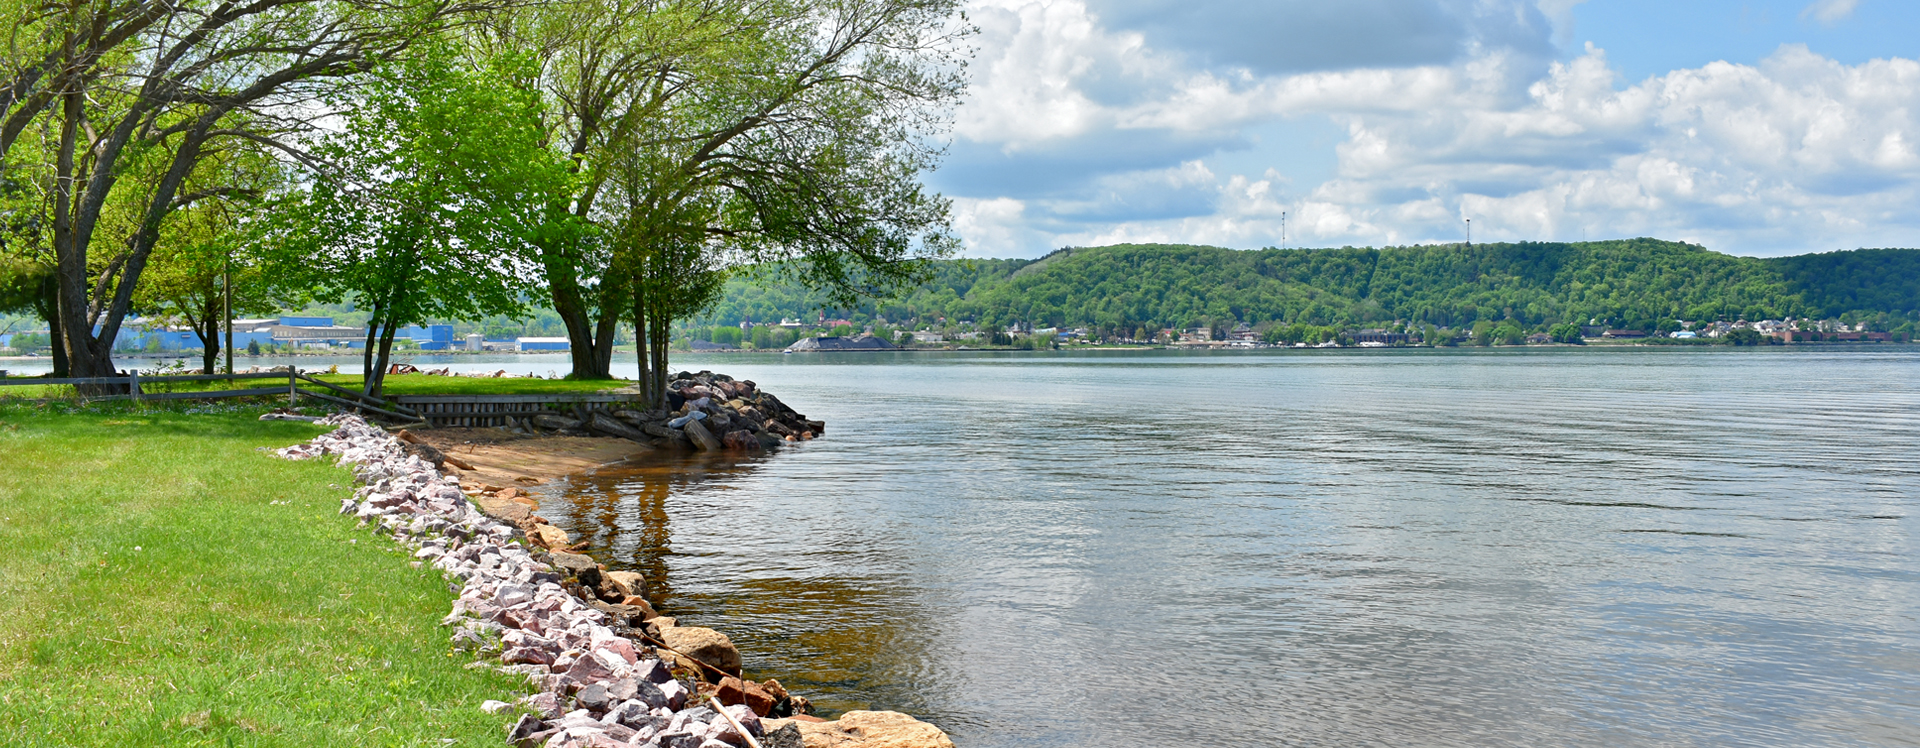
top-left (276, 414), bottom-right (953, 748)
top-left (513, 372), bottom-right (824, 453)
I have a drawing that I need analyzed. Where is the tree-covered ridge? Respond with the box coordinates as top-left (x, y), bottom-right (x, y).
top-left (687, 240), bottom-right (1920, 332)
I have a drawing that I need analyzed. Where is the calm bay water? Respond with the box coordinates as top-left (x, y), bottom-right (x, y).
top-left (19, 347), bottom-right (1914, 745)
top-left (525, 348), bottom-right (1920, 748)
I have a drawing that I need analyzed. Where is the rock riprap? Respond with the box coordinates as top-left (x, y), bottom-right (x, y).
top-left (277, 413), bottom-right (955, 748)
top-left (509, 371), bottom-right (825, 453)
top-left (277, 415), bottom-right (757, 747)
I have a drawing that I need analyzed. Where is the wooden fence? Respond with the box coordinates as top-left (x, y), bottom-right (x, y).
top-left (391, 394), bottom-right (640, 428)
top-left (0, 370), bottom-right (422, 422)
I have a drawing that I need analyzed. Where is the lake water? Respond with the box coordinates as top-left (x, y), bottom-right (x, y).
top-left (527, 348), bottom-right (1920, 748)
top-left (18, 347), bottom-right (1917, 746)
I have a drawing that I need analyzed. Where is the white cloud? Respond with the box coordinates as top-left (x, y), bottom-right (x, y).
top-left (1800, 0), bottom-right (1860, 25)
top-left (939, 0), bottom-right (1920, 257)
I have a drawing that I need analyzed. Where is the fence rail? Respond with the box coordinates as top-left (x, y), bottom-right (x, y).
top-left (392, 393), bottom-right (640, 428)
top-left (0, 370), bottom-right (420, 422)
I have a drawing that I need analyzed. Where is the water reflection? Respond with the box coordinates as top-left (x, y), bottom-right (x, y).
top-left (474, 349), bottom-right (1919, 747)
top-left (538, 451), bottom-right (952, 718)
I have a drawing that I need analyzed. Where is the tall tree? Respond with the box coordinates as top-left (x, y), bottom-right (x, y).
top-left (5, 0), bottom-right (495, 381)
top-left (484, 0), bottom-right (968, 380)
top-left (272, 50), bottom-right (568, 396)
top-left (603, 0), bottom-right (968, 399)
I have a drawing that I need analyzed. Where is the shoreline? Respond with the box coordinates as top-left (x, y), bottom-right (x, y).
top-left (369, 377), bottom-right (958, 747)
top-left (284, 414), bottom-right (958, 748)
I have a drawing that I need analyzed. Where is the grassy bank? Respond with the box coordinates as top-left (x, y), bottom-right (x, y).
top-left (0, 401), bottom-right (526, 746)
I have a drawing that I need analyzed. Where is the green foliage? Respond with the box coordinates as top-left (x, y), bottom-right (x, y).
top-left (8, 332), bottom-right (47, 351)
top-left (1548, 323), bottom-right (1583, 344)
top-left (1724, 328), bottom-right (1765, 346)
top-left (690, 241), bottom-right (1920, 332)
top-left (268, 49), bottom-right (569, 390)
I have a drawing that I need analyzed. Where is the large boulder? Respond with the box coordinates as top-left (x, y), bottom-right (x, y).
top-left (531, 413), bottom-right (583, 431)
top-left (605, 570), bottom-right (646, 598)
top-left (761, 711), bottom-right (955, 748)
top-left (681, 418), bottom-right (722, 451)
top-left (530, 525), bottom-right (571, 550)
top-left (657, 623), bottom-right (741, 677)
top-left (588, 412), bottom-right (651, 443)
top-left (548, 551), bottom-right (598, 576)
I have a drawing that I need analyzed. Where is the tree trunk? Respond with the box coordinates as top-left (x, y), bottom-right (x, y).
top-left (368, 324), bottom-right (399, 399)
top-left (631, 294), bottom-right (651, 407)
top-left (194, 292), bottom-right (221, 375)
top-left (540, 239), bottom-right (616, 380)
top-left (33, 274), bottom-right (68, 378)
top-left (361, 314), bottom-right (380, 391)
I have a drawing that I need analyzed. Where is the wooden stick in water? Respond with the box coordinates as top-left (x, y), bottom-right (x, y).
top-left (708, 695), bottom-right (764, 748)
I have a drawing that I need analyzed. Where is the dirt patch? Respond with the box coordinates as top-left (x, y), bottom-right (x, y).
top-left (410, 428), bottom-right (649, 503)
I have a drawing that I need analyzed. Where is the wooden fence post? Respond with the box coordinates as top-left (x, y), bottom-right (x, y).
top-left (288, 369), bottom-right (297, 408)
top-left (129, 370), bottom-right (140, 401)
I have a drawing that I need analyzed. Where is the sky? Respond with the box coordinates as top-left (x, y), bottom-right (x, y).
top-left (925, 0), bottom-right (1920, 257)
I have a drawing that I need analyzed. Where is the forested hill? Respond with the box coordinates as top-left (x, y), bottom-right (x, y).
top-left (693, 240), bottom-right (1920, 332)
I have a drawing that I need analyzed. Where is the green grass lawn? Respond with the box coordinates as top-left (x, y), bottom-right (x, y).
top-left (0, 401), bottom-right (528, 746)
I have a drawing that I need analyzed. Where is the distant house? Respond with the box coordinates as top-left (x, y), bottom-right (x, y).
top-left (1526, 332), bottom-right (1552, 344)
top-left (1351, 330), bottom-right (1411, 345)
top-left (1670, 331), bottom-right (1697, 339)
top-left (786, 334), bottom-right (899, 352)
top-left (517, 336), bottom-right (571, 351)
top-left (911, 331), bottom-right (945, 344)
top-left (270, 318), bottom-right (367, 347)
top-left (1602, 329), bottom-right (1647, 339)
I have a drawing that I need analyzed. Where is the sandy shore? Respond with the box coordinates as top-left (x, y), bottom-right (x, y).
top-left (408, 428), bottom-right (648, 512)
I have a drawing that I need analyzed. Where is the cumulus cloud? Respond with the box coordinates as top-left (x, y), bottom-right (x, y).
top-left (936, 0), bottom-right (1920, 257)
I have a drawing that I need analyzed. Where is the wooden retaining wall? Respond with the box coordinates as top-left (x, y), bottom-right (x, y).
top-left (391, 394), bottom-right (641, 428)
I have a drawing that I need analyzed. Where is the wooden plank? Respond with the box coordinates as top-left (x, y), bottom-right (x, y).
top-left (294, 387), bottom-right (421, 423)
top-left (391, 393), bottom-right (638, 405)
top-left (294, 373), bottom-right (420, 416)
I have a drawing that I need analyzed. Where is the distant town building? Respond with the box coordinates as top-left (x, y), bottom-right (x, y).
top-left (517, 337), bottom-right (571, 351)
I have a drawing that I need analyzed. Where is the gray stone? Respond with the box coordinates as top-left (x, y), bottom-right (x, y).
top-left (681, 418), bottom-right (722, 451)
top-left (549, 552), bottom-right (598, 577)
top-left (632, 658), bottom-right (674, 685)
top-left (760, 723), bottom-right (804, 748)
top-left (507, 714), bottom-right (546, 743)
top-left (575, 682), bottom-right (612, 712)
top-left (502, 646), bottom-right (555, 666)
top-left (588, 412), bottom-right (649, 442)
top-left (531, 413), bottom-right (583, 431)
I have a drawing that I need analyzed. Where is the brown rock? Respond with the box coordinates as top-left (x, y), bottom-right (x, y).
top-left (530, 525), bottom-right (570, 549)
top-left (763, 711), bottom-right (954, 748)
top-left (658, 624), bottom-right (741, 677)
top-left (722, 429), bottom-right (760, 451)
top-left (618, 596), bottom-right (658, 621)
top-left (498, 487), bottom-right (522, 500)
top-left (604, 570), bottom-right (646, 598)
